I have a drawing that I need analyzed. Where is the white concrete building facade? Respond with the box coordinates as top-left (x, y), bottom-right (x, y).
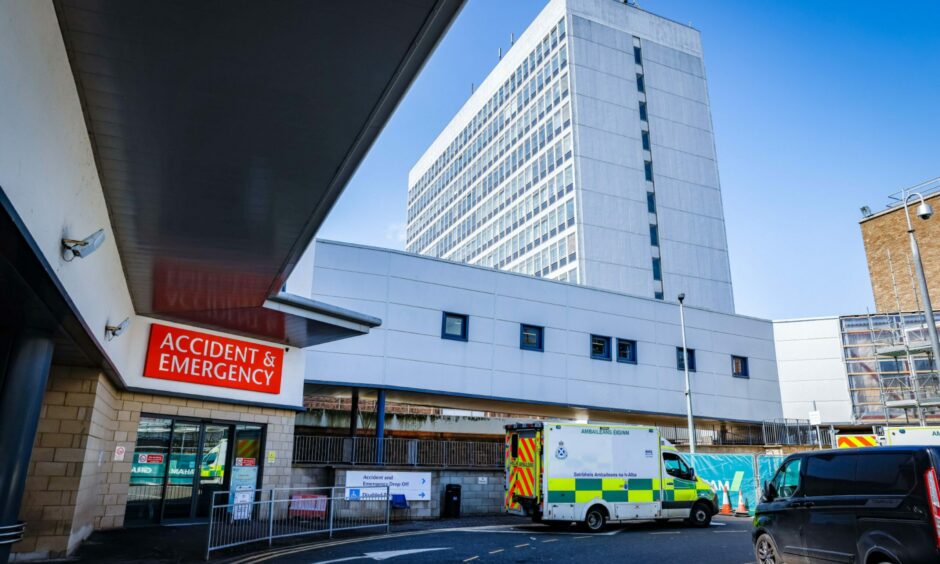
top-left (306, 240), bottom-right (780, 424)
top-left (406, 0), bottom-right (735, 313)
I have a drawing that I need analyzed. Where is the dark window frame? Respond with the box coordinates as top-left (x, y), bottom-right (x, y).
top-left (634, 46), bottom-right (643, 65)
top-left (636, 73), bottom-right (645, 93)
top-left (616, 338), bottom-right (638, 364)
top-left (676, 347), bottom-right (696, 372)
top-left (639, 101), bottom-right (648, 122)
top-left (732, 355), bottom-right (749, 378)
top-left (644, 160), bottom-right (654, 182)
top-left (520, 324), bottom-right (544, 352)
top-left (647, 192), bottom-right (656, 213)
top-left (649, 224), bottom-right (659, 247)
top-left (441, 312), bottom-right (469, 342)
top-left (590, 335), bottom-right (612, 361)
top-left (652, 257), bottom-right (662, 281)
top-left (641, 130), bottom-right (651, 151)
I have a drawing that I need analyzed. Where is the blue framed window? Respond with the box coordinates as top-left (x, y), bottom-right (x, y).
top-left (677, 347), bottom-right (696, 372)
top-left (647, 192), bottom-right (656, 213)
top-left (441, 312), bottom-right (469, 341)
top-left (634, 46), bottom-right (643, 65)
top-left (652, 258), bottom-right (662, 281)
top-left (636, 74), bottom-right (645, 93)
top-left (616, 339), bottom-right (637, 364)
top-left (642, 130), bottom-right (651, 151)
top-left (520, 324), bottom-right (544, 352)
top-left (654, 291), bottom-right (664, 300)
top-left (644, 161), bottom-right (654, 182)
top-left (649, 224), bottom-right (659, 246)
top-left (732, 355), bottom-right (749, 378)
top-left (639, 101), bottom-right (648, 122)
top-left (590, 335), bottom-right (612, 361)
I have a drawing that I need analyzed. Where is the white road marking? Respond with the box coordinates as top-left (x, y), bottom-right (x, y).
top-left (462, 557), bottom-right (479, 562)
top-left (713, 530), bottom-right (748, 534)
top-left (649, 531), bottom-right (682, 535)
top-left (514, 543), bottom-right (530, 548)
top-left (542, 539), bottom-right (558, 543)
top-left (312, 548), bottom-right (451, 564)
top-left (710, 521), bottom-right (727, 526)
top-left (488, 549), bottom-right (504, 554)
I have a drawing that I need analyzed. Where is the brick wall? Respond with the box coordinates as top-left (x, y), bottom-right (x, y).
top-left (13, 366), bottom-right (296, 561)
top-left (861, 192), bottom-right (940, 312)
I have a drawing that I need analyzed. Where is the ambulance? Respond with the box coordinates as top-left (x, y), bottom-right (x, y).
top-left (884, 426), bottom-right (940, 446)
top-left (505, 422), bottom-right (718, 531)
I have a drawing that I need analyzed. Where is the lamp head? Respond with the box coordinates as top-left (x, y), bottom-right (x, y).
top-left (916, 201), bottom-right (934, 220)
top-left (677, 293), bottom-right (685, 303)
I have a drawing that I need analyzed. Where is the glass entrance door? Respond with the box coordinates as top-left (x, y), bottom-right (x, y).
top-left (162, 422), bottom-right (201, 520)
top-left (126, 416), bottom-right (262, 523)
top-left (195, 424), bottom-right (230, 518)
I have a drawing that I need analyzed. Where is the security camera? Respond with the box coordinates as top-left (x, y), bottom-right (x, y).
top-left (677, 293), bottom-right (685, 303)
top-left (916, 202), bottom-right (934, 221)
top-left (105, 318), bottom-right (129, 341)
top-left (62, 229), bottom-right (106, 261)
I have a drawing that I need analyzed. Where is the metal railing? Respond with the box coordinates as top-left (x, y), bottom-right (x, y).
top-left (294, 423), bottom-right (831, 469)
top-left (293, 435), bottom-right (503, 467)
top-left (205, 486), bottom-right (390, 560)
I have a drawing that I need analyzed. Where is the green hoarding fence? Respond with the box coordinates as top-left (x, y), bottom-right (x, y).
top-left (687, 453), bottom-right (786, 516)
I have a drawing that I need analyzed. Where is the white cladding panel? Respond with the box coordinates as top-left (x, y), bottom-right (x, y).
top-left (773, 318), bottom-right (853, 424)
top-left (308, 241), bottom-right (781, 422)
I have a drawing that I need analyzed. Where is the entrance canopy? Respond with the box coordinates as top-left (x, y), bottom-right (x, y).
top-left (53, 0), bottom-right (463, 347)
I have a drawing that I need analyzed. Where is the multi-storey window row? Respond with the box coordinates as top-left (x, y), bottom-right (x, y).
top-left (447, 165), bottom-right (574, 265)
top-left (412, 98), bottom-right (573, 257)
top-left (408, 17), bottom-right (567, 215)
top-left (504, 231), bottom-right (578, 279)
top-left (475, 194), bottom-right (574, 270)
top-left (634, 38), bottom-right (664, 301)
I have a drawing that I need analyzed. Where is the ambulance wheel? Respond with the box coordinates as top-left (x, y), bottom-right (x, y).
top-left (686, 501), bottom-right (712, 528)
top-left (583, 506), bottom-right (607, 532)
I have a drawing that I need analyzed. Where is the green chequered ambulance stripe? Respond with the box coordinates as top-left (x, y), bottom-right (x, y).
top-left (662, 478), bottom-right (714, 502)
top-left (547, 478), bottom-right (662, 503)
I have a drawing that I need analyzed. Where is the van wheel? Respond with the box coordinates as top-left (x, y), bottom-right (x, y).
top-left (754, 533), bottom-right (780, 564)
top-left (686, 501), bottom-right (711, 528)
top-left (582, 506), bottom-right (607, 532)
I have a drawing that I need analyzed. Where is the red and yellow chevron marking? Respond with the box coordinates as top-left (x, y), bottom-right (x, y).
top-left (836, 434), bottom-right (877, 448)
top-left (505, 434), bottom-right (539, 510)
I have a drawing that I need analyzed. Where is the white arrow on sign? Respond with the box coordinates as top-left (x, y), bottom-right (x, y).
top-left (313, 547), bottom-right (450, 564)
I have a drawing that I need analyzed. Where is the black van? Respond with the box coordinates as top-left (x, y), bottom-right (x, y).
top-left (753, 446), bottom-right (940, 564)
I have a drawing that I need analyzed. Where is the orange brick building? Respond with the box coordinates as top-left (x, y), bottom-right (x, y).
top-left (860, 190), bottom-right (940, 313)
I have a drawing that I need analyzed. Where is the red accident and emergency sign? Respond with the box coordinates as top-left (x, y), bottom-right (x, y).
top-left (143, 324), bottom-right (284, 394)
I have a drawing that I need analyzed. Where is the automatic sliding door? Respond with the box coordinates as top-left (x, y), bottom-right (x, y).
top-left (195, 424), bottom-right (232, 517)
top-left (162, 421), bottom-right (200, 520)
top-left (126, 417), bottom-right (172, 525)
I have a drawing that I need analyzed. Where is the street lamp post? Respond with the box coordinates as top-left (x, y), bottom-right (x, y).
top-left (900, 187), bottom-right (940, 404)
top-left (678, 293), bottom-right (695, 454)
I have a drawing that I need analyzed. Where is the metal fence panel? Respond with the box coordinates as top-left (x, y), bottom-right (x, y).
top-left (205, 486), bottom-right (389, 560)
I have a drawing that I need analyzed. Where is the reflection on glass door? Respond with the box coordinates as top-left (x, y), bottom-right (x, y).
top-left (126, 417), bottom-right (172, 525)
top-left (162, 422), bottom-right (200, 520)
top-left (195, 424), bottom-right (230, 517)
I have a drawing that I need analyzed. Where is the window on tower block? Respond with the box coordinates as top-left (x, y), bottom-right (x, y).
top-left (634, 46), bottom-right (643, 65)
top-left (649, 224), bottom-right (659, 246)
top-left (639, 101), bottom-right (648, 121)
top-left (652, 257), bottom-right (662, 281)
top-left (647, 192), bottom-right (656, 213)
top-left (441, 312), bottom-right (469, 341)
top-left (642, 130), bottom-right (651, 151)
top-left (590, 335), bottom-right (611, 361)
top-left (644, 161), bottom-right (653, 182)
top-left (636, 74), bottom-right (645, 93)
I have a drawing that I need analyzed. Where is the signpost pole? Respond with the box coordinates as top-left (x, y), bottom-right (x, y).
top-left (267, 489), bottom-right (274, 546)
top-left (385, 486), bottom-right (391, 533)
top-left (328, 487), bottom-right (335, 538)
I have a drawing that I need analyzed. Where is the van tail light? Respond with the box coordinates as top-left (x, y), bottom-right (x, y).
top-left (925, 468), bottom-right (940, 548)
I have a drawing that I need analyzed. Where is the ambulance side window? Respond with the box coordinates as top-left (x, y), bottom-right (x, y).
top-left (663, 452), bottom-right (692, 480)
top-left (511, 434), bottom-right (519, 458)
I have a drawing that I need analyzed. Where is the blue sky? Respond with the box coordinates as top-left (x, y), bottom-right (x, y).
top-left (317, 0), bottom-right (940, 320)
